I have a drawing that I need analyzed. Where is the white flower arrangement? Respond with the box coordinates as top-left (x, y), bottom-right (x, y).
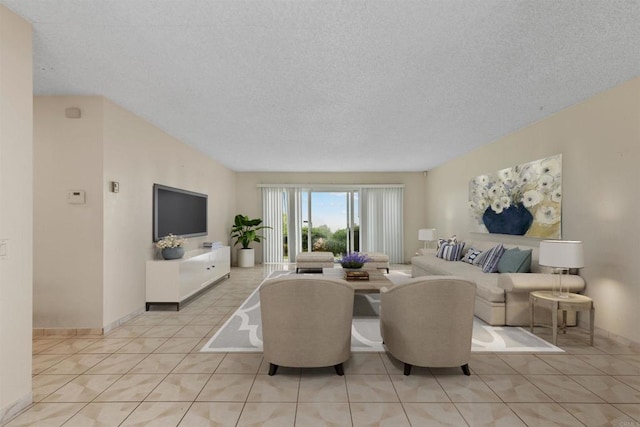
top-left (469, 155), bottom-right (562, 228)
top-left (155, 233), bottom-right (185, 249)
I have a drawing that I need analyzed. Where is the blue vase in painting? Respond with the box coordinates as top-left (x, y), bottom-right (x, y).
top-left (482, 203), bottom-right (533, 235)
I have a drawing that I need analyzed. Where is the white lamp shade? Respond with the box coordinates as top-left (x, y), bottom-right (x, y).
top-left (418, 228), bottom-right (436, 241)
top-left (539, 240), bottom-right (584, 268)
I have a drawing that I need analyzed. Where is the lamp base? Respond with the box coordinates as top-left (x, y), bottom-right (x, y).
top-left (553, 269), bottom-right (570, 298)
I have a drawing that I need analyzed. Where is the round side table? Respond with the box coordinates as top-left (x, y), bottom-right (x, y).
top-left (529, 290), bottom-right (594, 346)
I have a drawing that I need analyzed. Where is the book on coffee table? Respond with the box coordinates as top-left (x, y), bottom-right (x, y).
top-left (345, 270), bottom-right (369, 281)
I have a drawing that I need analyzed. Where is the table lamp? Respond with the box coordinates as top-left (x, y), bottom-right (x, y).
top-left (418, 228), bottom-right (437, 250)
top-left (539, 240), bottom-right (584, 298)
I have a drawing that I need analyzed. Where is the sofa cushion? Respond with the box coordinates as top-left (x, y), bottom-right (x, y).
top-left (480, 244), bottom-right (505, 273)
top-left (438, 263), bottom-right (504, 302)
top-left (472, 272), bottom-right (506, 303)
top-left (412, 253), bottom-right (462, 275)
top-left (497, 248), bottom-right (532, 273)
top-left (410, 254), bottom-right (505, 303)
top-left (436, 242), bottom-right (465, 261)
top-left (461, 248), bottom-right (483, 265)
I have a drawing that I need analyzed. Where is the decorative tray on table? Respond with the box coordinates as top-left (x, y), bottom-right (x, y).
top-left (345, 270), bottom-right (370, 281)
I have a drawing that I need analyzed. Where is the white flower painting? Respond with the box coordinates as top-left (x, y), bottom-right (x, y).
top-left (468, 154), bottom-right (562, 238)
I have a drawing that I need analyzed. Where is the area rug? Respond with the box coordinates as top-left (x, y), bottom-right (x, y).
top-left (201, 270), bottom-right (563, 353)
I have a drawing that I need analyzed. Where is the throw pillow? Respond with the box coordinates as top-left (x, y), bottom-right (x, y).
top-left (516, 249), bottom-right (532, 273)
top-left (461, 248), bottom-right (483, 265)
top-left (480, 244), bottom-right (506, 273)
top-left (437, 235), bottom-right (457, 249)
top-left (473, 250), bottom-right (490, 266)
top-left (497, 248), bottom-right (532, 273)
top-left (436, 242), bottom-right (465, 261)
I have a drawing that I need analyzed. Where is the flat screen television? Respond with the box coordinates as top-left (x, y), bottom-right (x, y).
top-left (153, 184), bottom-right (208, 241)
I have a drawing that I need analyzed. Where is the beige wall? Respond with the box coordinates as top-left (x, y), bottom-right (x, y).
top-left (102, 98), bottom-right (236, 327)
top-left (236, 172), bottom-right (427, 264)
top-left (425, 77), bottom-right (640, 344)
top-left (33, 96), bottom-right (237, 330)
top-left (0, 5), bottom-right (33, 422)
top-left (34, 97), bottom-right (104, 328)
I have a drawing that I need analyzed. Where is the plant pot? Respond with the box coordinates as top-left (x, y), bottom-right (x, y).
top-left (161, 247), bottom-right (184, 260)
top-left (238, 248), bottom-right (255, 268)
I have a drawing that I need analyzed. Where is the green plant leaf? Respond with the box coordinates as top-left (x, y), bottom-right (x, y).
top-left (230, 214), bottom-right (273, 249)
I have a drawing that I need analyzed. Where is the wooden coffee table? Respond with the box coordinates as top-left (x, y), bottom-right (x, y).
top-left (322, 268), bottom-right (394, 293)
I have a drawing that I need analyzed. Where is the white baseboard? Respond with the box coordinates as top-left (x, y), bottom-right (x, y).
top-left (580, 318), bottom-right (640, 349)
top-left (103, 306), bottom-right (146, 334)
top-left (1, 392), bottom-right (32, 425)
top-left (33, 328), bottom-right (103, 336)
top-left (33, 306), bottom-right (147, 336)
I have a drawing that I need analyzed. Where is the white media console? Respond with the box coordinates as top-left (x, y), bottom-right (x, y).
top-left (146, 246), bottom-right (231, 310)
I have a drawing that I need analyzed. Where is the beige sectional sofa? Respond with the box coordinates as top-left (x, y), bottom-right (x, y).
top-left (411, 239), bottom-right (586, 326)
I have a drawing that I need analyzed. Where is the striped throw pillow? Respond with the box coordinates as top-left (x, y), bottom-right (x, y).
top-left (437, 235), bottom-right (457, 249)
top-left (473, 250), bottom-right (489, 266)
top-left (436, 242), bottom-right (466, 261)
top-left (480, 244), bottom-right (506, 273)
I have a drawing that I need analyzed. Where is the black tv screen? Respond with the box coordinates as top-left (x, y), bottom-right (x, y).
top-left (153, 184), bottom-right (207, 241)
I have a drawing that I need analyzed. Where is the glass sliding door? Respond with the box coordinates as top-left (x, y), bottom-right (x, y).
top-left (348, 191), bottom-right (360, 253)
top-left (262, 184), bottom-right (401, 263)
top-left (301, 191), bottom-right (310, 252)
top-left (300, 191), bottom-right (327, 253)
top-left (300, 189), bottom-right (359, 256)
top-left (311, 191), bottom-right (346, 254)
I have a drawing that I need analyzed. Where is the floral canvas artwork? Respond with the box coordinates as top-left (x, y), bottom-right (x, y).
top-left (468, 154), bottom-right (562, 238)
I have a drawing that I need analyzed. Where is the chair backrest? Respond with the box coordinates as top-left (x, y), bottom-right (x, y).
top-left (380, 276), bottom-right (476, 368)
top-left (260, 275), bottom-right (355, 368)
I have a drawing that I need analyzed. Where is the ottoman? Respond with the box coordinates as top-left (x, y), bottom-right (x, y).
top-left (296, 252), bottom-right (335, 273)
top-left (363, 252), bottom-right (390, 273)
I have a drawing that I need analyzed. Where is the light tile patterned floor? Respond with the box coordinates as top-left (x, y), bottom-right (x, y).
top-left (6, 264), bottom-right (640, 426)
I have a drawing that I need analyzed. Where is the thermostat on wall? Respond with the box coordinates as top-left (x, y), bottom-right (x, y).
top-left (68, 190), bottom-right (86, 204)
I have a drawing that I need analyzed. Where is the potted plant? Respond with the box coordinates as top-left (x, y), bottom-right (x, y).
top-left (230, 214), bottom-right (272, 267)
top-left (339, 252), bottom-right (371, 269)
top-left (155, 233), bottom-right (186, 260)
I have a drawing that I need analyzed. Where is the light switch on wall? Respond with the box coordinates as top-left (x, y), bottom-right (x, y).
top-left (68, 190), bottom-right (86, 204)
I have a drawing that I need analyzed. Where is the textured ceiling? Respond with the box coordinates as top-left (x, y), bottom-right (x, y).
top-left (2, 1), bottom-right (639, 172)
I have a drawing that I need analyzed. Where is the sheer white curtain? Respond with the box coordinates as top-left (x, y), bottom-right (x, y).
top-left (360, 187), bottom-right (404, 263)
top-left (262, 187), bottom-right (285, 263)
top-left (286, 188), bottom-right (303, 262)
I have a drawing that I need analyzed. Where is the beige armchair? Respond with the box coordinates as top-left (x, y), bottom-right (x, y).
top-left (260, 275), bottom-right (355, 375)
top-left (380, 276), bottom-right (476, 376)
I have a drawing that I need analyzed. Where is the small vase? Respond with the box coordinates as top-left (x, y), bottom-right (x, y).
top-left (161, 247), bottom-right (184, 260)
